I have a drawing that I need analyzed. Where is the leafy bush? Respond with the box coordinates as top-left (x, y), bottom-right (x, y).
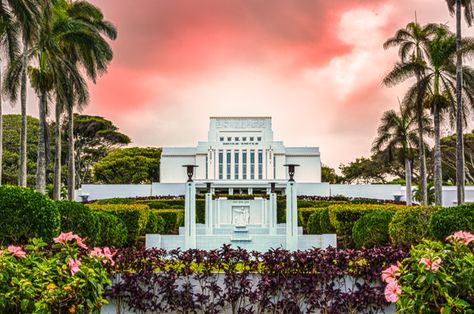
top-left (57, 201), bottom-right (100, 246)
top-left (429, 204), bottom-right (474, 241)
top-left (0, 235), bottom-right (112, 313)
top-left (383, 232), bottom-right (474, 312)
top-left (307, 208), bottom-right (336, 234)
top-left (94, 197), bottom-right (136, 205)
top-left (109, 246), bottom-right (408, 313)
top-left (352, 211), bottom-right (395, 248)
top-left (88, 204), bottom-right (149, 245)
top-left (93, 211), bottom-right (128, 247)
top-left (389, 206), bottom-right (437, 247)
top-left (146, 211), bottom-right (165, 234)
top-left (0, 185), bottom-right (60, 244)
top-left (298, 208), bottom-right (316, 231)
top-left (329, 204), bottom-right (404, 248)
top-left (152, 209), bottom-right (185, 234)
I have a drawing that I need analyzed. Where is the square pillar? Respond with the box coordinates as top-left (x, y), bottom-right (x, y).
top-left (184, 181), bottom-right (196, 249)
top-left (286, 181), bottom-right (298, 250)
top-left (269, 193), bottom-right (277, 235)
top-left (205, 192), bottom-right (213, 235)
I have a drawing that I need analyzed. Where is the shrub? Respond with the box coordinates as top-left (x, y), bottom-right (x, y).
top-left (389, 206), bottom-right (437, 247)
top-left (93, 211), bottom-right (128, 247)
top-left (0, 236), bottom-right (111, 313)
top-left (298, 208), bottom-right (317, 231)
top-left (429, 204), bottom-right (474, 241)
top-left (94, 197), bottom-right (136, 205)
top-left (307, 208), bottom-right (336, 234)
top-left (329, 204), bottom-right (404, 248)
top-left (144, 199), bottom-right (205, 224)
top-left (0, 185), bottom-right (60, 244)
top-left (88, 204), bottom-right (149, 245)
top-left (352, 211), bottom-right (395, 248)
top-left (57, 201), bottom-right (100, 246)
top-left (383, 233), bottom-right (474, 312)
top-left (146, 211), bottom-right (165, 234)
top-left (152, 209), bottom-right (185, 234)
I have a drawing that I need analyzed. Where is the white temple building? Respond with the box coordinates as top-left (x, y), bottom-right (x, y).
top-left (160, 117), bottom-right (322, 194)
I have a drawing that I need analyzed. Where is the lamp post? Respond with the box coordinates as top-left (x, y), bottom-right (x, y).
top-left (205, 182), bottom-right (213, 234)
top-left (283, 164), bottom-right (299, 250)
top-left (269, 182), bottom-right (277, 235)
top-left (183, 164), bottom-right (198, 249)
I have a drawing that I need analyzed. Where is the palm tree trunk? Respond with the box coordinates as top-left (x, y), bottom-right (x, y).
top-left (405, 157), bottom-right (412, 206)
top-left (53, 100), bottom-right (62, 200)
top-left (36, 93), bottom-right (47, 193)
top-left (416, 73), bottom-right (428, 205)
top-left (67, 105), bottom-right (75, 200)
top-left (19, 41), bottom-right (28, 187)
top-left (455, 0), bottom-right (465, 205)
top-left (433, 105), bottom-right (443, 206)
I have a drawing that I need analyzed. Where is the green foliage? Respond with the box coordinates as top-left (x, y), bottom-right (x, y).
top-left (146, 211), bottom-right (165, 234)
top-left (88, 204), bottom-right (149, 245)
top-left (307, 208), bottom-right (336, 234)
top-left (93, 147), bottom-right (161, 184)
top-left (94, 197), bottom-right (137, 205)
top-left (57, 201), bottom-right (100, 246)
top-left (0, 186), bottom-right (60, 244)
top-left (441, 132), bottom-right (474, 184)
top-left (1, 115), bottom-right (40, 187)
top-left (393, 238), bottom-right (474, 312)
top-left (329, 204), bottom-right (404, 248)
top-left (389, 206), bottom-right (438, 247)
top-left (429, 204), bottom-right (474, 241)
top-left (0, 237), bottom-right (111, 313)
top-left (352, 211), bottom-right (395, 248)
top-left (72, 114), bottom-right (131, 185)
top-left (152, 209), bottom-right (185, 234)
top-left (93, 211), bottom-right (128, 247)
top-left (339, 157), bottom-right (389, 184)
top-left (321, 164), bottom-right (343, 183)
top-left (298, 208), bottom-right (316, 231)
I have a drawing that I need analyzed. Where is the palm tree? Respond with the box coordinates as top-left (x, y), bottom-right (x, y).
top-left (445, 0), bottom-right (474, 205)
top-left (384, 26), bottom-right (474, 206)
top-left (372, 103), bottom-right (433, 205)
top-left (58, 0), bottom-right (116, 201)
top-left (383, 21), bottom-right (438, 205)
top-left (0, 0), bottom-right (38, 186)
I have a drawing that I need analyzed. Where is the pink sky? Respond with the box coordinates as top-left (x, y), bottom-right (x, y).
top-left (6, 0), bottom-right (474, 169)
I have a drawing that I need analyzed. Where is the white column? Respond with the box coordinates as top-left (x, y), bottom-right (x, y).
top-left (286, 181), bottom-right (298, 250)
top-left (184, 181), bottom-right (197, 249)
top-left (262, 149), bottom-right (267, 179)
top-left (205, 192), bottom-right (213, 234)
top-left (269, 192), bottom-right (277, 235)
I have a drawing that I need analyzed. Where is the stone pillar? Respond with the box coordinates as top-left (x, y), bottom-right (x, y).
top-left (205, 192), bottom-right (213, 235)
top-left (184, 181), bottom-right (197, 249)
top-left (286, 181), bottom-right (298, 250)
top-left (269, 192), bottom-right (277, 235)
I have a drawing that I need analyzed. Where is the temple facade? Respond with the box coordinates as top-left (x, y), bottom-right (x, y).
top-left (160, 117), bottom-right (321, 193)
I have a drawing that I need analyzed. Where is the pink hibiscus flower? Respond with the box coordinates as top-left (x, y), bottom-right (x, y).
top-left (54, 232), bottom-right (88, 249)
top-left (419, 257), bottom-right (442, 271)
top-left (384, 280), bottom-right (401, 303)
top-left (446, 231), bottom-right (474, 245)
top-left (89, 247), bottom-right (115, 265)
top-left (7, 245), bottom-right (26, 258)
top-left (68, 258), bottom-right (81, 276)
top-left (381, 264), bottom-right (400, 283)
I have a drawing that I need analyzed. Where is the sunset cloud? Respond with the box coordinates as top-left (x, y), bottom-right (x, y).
top-left (5, 0), bottom-right (470, 169)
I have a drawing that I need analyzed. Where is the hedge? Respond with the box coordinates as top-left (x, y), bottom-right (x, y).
top-left (352, 211), bottom-right (395, 248)
top-left (328, 204), bottom-right (405, 248)
top-left (307, 208), bottom-right (335, 234)
top-left (0, 185), bottom-right (60, 244)
top-left (429, 203), bottom-right (474, 241)
top-left (93, 198), bottom-right (137, 205)
top-left (152, 209), bottom-right (185, 234)
top-left (389, 206), bottom-right (438, 247)
top-left (88, 204), bottom-right (149, 245)
top-left (146, 211), bottom-right (165, 234)
top-left (93, 211), bottom-right (128, 247)
top-left (57, 201), bottom-right (100, 246)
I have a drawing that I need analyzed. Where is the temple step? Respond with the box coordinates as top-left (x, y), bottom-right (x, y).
top-left (230, 236), bottom-right (252, 242)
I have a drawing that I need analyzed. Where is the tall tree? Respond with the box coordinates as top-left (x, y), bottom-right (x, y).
top-left (383, 21), bottom-right (438, 205)
top-left (372, 104), bottom-right (433, 205)
top-left (384, 26), bottom-right (474, 206)
top-left (57, 0), bottom-right (117, 200)
top-left (445, 0), bottom-right (474, 205)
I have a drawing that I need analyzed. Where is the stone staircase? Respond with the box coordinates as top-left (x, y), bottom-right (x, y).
top-left (230, 225), bottom-right (252, 243)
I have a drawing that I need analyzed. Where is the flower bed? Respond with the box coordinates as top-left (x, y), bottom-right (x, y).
top-left (106, 246), bottom-right (408, 313)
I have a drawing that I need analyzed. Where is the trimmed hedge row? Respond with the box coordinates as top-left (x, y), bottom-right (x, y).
top-left (0, 185), bottom-right (60, 244)
top-left (429, 204), bottom-right (474, 240)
